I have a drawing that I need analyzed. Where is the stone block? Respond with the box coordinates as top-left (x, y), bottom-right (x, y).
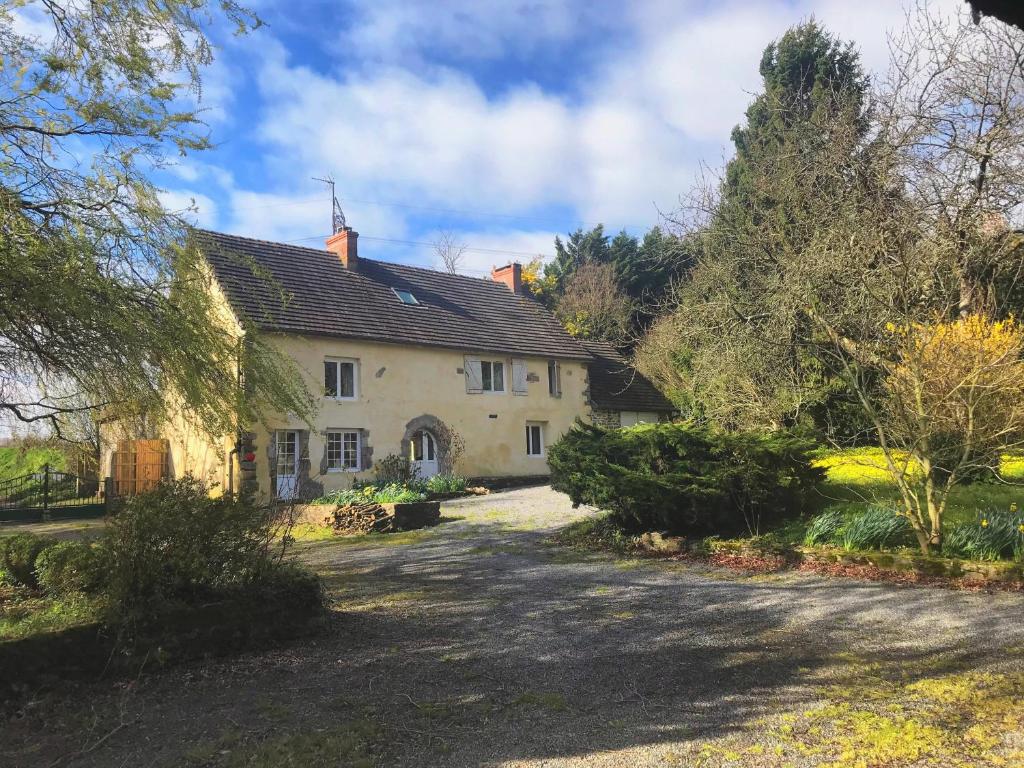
top-left (385, 501), bottom-right (441, 530)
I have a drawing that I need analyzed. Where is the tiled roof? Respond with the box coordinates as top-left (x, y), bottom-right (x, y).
top-left (581, 340), bottom-right (676, 413)
top-left (194, 229), bottom-right (591, 360)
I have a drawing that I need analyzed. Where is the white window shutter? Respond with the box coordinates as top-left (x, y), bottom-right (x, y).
top-left (511, 359), bottom-right (528, 395)
top-left (465, 357), bottom-right (483, 394)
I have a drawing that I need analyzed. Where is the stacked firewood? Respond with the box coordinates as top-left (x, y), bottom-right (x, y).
top-left (329, 503), bottom-right (397, 535)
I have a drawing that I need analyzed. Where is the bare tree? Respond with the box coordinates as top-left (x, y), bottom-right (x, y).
top-left (554, 262), bottom-right (634, 345)
top-left (433, 230), bottom-right (468, 274)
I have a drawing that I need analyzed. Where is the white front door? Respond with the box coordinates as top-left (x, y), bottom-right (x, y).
top-left (410, 430), bottom-right (439, 479)
top-left (275, 430), bottom-right (299, 499)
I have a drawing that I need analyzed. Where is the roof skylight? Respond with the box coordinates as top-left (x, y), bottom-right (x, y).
top-left (392, 288), bottom-right (419, 305)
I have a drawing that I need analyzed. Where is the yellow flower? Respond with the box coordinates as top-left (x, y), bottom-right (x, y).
top-left (981, 519), bottom-right (989, 528)
top-left (1018, 524), bottom-right (1024, 535)
top-left (1011, 502), bottom-right (1019, 513)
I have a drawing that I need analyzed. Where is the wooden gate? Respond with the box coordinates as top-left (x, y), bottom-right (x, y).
top-left (112, 439), bottom-right (169, 496)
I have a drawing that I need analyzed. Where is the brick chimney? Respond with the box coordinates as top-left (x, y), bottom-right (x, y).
top-left (326, 227), bottom-right (358, 269)
top-left (491, 263), bottom-right (522, 293)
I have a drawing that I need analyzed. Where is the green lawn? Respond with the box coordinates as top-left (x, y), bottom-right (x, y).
top-left (759, 448), bottom-right (1024, 553)
top-left (814, 447), bottom-right (1024, 523)
top-left (0, 445), bottom-right (67, 482)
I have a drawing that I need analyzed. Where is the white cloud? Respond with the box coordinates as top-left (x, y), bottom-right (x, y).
top-left (250, 44), bottom-right (692, 227)
top-left (439, 229), bottom-right (560, 275)
top-left (223, 186), bottom-right (407, 246)
top-left (336, 0), bottom-right (595, 64)
top-left (160, 190), bottom-right (219, 229)
top-left (200, 0), bottom-right (966, 266)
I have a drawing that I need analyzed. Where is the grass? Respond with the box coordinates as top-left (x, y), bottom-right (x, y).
top-left (814, 447), bottom-right (1024, 523)
top-left (0, 445), bottom-right (67, 483)
top-left (510, 691), bottom-right (568, 713)
top-left (676, 652), bottom-right (1024, 767)
top-left (182, 720), bottom-right (383, 767)
top-left (550, 514), bottom-right (636, 554)
top-left (0, 589), bottom-right (100, 641)
top-left (763, 447), bottom-right (1024, 555)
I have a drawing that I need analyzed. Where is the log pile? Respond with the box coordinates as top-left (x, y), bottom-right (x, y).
top-left (328, 503), bottom-right (396, 535)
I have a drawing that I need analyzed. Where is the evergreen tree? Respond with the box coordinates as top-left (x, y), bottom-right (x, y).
top-left (638, 21), bottom-right (872, 434)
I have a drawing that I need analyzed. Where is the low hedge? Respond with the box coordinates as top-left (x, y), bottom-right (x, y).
top-left (548, 421), bottom-right (824, 536)
top-left (0, 533), bottom-right (58, 588)
top-left (34, 541), bottom-right (107, 596)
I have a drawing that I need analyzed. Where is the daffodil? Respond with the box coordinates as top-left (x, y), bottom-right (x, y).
top-left (1018, 524), bottom-right (1024, 535)
top-left (981, 519), bottom-right (989, 528)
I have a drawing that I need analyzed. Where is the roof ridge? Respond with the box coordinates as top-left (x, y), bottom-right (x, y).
top-left (195, 228), bottom-right (593, 361)
top-left (194, 227), bottom-right (506, 287)
top-left (193, 228), bottom-right (328, 257)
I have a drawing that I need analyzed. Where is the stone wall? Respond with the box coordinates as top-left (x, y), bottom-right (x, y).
top-left (591, 408), bottom-right (621, 428)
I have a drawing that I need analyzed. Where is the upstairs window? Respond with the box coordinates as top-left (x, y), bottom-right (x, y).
top-left (547, 361), bottom-right (561, 397)
top-left (324, 359), bottom-right (357, 400)
top-left (392, 288), bottom-right (419, 305)
top-left (326, 430), bottom-right (360, 471)
top-left (481, 360), bottom-right (505, 393)
top-left (464, 356), bottom-right (506, 394)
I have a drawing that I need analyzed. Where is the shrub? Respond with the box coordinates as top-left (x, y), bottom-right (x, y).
top-left (838, 506), bottom-right (914, 551)
top-left (374, 454), bottom-right (418, 485)
top-left (426, 474), bottom-right (467, 495)
top-left (101, 477), bottom-right (303, 621)
top-left (803, 507), bottom-right (845, 546)
top-left (313, 482), bottom-right (428, 506)
top-left (547, 421), bottom-right (824, 536)
top-left (0, 533), bottom-right (57, 588)
top-left (373, 483), bottom-right (427, 503)
top-left (943, 509), bottom-right (1024, 561)
top-left (34, 541), bottom-right (107, 596)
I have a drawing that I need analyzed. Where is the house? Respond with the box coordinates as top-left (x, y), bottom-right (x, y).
top-left (100, 226), bottom-right (673, 500)
top-left (582, 340), bottom-right (675, 427)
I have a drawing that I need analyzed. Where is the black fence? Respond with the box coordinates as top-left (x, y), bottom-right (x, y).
top-left (0, 464), bottom-right (107, 523)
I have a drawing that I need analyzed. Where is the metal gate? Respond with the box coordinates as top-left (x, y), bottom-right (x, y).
top-left (0, 464), bottom-right (106, 523)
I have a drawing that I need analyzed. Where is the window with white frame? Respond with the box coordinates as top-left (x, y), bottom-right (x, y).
top-left (324, 358), bottom-right (358, 400)
top-left (525, 422), bottom-right (545, 457)
top-left (326, 430), bottom-right (361, 471)
top-left (481, 360), bottom-right (505, 393)
top-left (547, 360), bottom-right (561, 397)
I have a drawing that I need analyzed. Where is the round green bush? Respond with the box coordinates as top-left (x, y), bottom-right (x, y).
top-left (35, 540), bottom-right (106, 596)
top-left (548, 421), bottom-right (824, 536)
top-left (0, 533), bottom-right (58, 588)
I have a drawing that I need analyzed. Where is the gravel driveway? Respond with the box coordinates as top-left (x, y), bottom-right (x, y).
top-left (7, 485), bottom-right (1024, 767)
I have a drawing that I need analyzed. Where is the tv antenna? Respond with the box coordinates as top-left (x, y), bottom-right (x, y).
top-left (312, 175), bottom-right (347, 233)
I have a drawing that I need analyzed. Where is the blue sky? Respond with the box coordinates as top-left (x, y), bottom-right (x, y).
top-left (157, 0), bottom-right (961, 276)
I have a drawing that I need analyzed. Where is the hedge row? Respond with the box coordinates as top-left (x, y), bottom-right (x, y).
top-left (548, 421), bottom-right (824, 535)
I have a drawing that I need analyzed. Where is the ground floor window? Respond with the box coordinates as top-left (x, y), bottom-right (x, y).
top-left (326, 430), bottom-right (360, 471)
top-left (526, 423), bottom-right (545, 457)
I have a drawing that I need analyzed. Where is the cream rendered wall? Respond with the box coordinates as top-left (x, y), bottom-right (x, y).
top-left (252, 333), bottom-right (591, 496)
top-left (98, 264), bottom-right (241, 494)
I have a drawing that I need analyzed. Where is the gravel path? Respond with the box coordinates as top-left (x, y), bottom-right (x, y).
top-left (6, 485), bottom-right (1024, 767)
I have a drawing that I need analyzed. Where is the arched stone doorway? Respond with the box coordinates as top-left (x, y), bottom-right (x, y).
top-left (400, 415), bottom-right (449, 480)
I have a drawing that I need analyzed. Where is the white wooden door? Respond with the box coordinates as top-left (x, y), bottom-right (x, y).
top-left (410, 430), bottom-right (439, 479)
top-left (275, 430), bottom-right (299, 499)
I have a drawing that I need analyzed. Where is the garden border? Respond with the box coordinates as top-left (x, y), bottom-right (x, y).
top-left (636, 531), bottom-right (1024, 585)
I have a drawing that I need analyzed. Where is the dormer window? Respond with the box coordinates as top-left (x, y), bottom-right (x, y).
top-left (392, 288), bottom-right (419, 305)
